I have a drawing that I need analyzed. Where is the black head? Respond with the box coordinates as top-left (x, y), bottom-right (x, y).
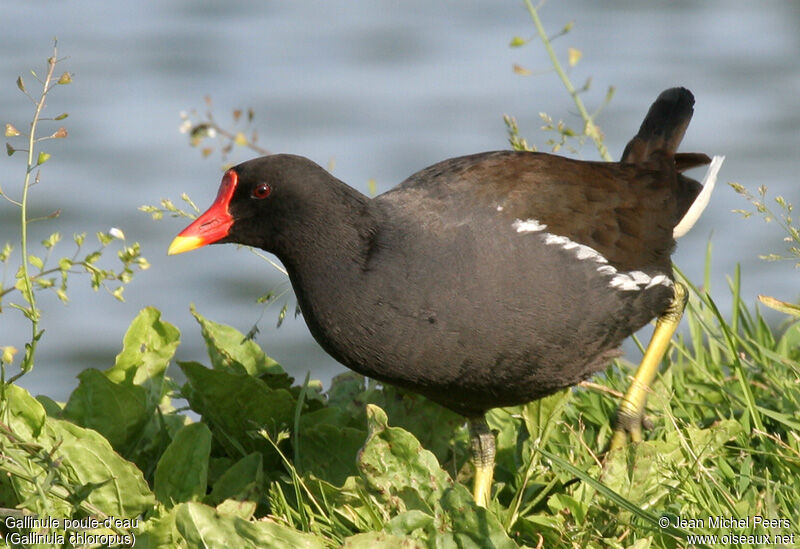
top-left (168, 154), bottom-right (351, 255)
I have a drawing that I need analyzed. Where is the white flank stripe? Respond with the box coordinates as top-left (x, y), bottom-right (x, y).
top-left (575, 245), bottom-right (606, 262)
top-left (512, 218), bottom-right (546, 233)
top-left (544, 234), bottom-right (570, 246)
top-left (609, 275), bottom-right (642, 291)
top-left (514, 220), bottom-right (674, 292)
top-left (673, 155), bottom-right (725, 238)
top-left (646, 274), bottom-right (671, 289)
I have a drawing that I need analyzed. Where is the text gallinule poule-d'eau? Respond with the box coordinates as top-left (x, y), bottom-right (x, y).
top-left (169, 87), bottom-right (724, 506)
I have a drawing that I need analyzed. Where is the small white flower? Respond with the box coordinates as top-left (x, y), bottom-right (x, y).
top-left (109, 227), bottom-right (125, 240)
top-left (179, 120), bottom-right (192, 134)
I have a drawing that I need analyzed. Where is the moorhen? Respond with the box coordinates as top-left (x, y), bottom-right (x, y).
top-left (169, 87), bottom-right (723, 506)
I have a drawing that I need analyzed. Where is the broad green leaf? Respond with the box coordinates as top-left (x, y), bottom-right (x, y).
top-left (358, 405), bottom-right (451, 512)
top-left (776, 320), bottom-right (800, 357)
top-left (45, 417), bottom-right (155, 517)
top-left (486, 406), bottom-right (524, 476)
top-left (208, 456), bottom-right (234, 486)
top-left (35, 394), bottom-right (64, 416)
top-left (216, 498), bottom-right (257, 520)
top-left (326, 372), bottom-right (367, 411)
top-left (296, 418), bottom-right (365, 485)
top-left (327, 373), bottom-right (464, 462)
top-left (384, 509), bottom-right (434, 538)
top-left (134, 506), bottom-right (180, 548)
top-left (436, 486), bottom-right (518, 549)
top-left (190, 305), bottom-right (289, 385)
top-left (1, 383), bottom-right (46, 439)
top-left (298, 403), bottom-right (355, 430)
top-left (125, 406), bottom-right (191, 480)
top-left (367, 385), bottom-right (464, 462)
top-left (107, 307), bottom-right (180, 407)
top-left (174, 501), bottom-right (325, 548)
top-left (179, 361), bottom-right (296, 462)
top-left (62, 368), bottom-right (149, 452)
top-left (154, 422), bottom-right (211, 508)
top-left (205, 452), bottom-right (263, 508)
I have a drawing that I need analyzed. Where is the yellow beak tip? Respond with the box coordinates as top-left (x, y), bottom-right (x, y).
top-left (167, 236), bottom-right (205, 255)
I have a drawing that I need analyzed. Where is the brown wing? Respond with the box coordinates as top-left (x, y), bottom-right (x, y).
top-left (390, 88), bottom-right (711, 271)
top-left (466, 152), bottom-right (680, 271)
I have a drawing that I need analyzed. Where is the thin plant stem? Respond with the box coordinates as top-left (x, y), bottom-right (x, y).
top-left (18, 46), bottom-right (60, 373)
top-left (523, 0), bottom-right (612, 161)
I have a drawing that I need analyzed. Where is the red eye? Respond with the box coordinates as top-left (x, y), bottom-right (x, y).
top-left (251, 182), bottom-right (272, 199)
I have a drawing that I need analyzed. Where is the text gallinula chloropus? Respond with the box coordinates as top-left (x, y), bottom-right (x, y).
top-left (169, 87), bottom-right (723, 506)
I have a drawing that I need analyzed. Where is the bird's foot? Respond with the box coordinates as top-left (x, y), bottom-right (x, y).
top-left (608, 406), bottom-right (654, 451)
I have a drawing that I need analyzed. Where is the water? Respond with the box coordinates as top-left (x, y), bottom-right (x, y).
top-left (1, 1), bottom-right (798, 401)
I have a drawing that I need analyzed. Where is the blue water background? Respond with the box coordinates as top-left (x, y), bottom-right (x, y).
top-left (1, 1), bottom-right (798, 400)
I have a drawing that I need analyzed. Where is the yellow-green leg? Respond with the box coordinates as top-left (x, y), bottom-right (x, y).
top-left (609, 282), bottom-right (688, 451)
top-left (468, 416), bottom-right (495, 507)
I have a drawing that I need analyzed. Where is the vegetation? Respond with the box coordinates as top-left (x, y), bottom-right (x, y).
top-left (1, 42), bottom-right (148, 378)
top-left (2, 7), bottom-right (799, 549)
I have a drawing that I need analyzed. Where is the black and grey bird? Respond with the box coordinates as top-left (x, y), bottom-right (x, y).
top-left (169, 87), bottom-right (723, 505)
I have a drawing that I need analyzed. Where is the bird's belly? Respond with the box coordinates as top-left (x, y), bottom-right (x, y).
top-left (299, 229), bottom-right (673, 415)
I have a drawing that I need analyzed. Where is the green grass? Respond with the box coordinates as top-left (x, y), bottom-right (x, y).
top-left (3, 11), bottom-right (800, 548)
top-left (2, 248), bottom-right (798, 548)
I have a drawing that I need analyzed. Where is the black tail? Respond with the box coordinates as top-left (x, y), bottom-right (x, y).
top-left (622, 87), bottom-right (702, 163)
top-left (622, 87), bottom-right (712, 221)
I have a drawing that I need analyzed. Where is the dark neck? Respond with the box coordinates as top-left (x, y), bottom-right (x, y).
top-left (271, 184), bottom-right (377, 359)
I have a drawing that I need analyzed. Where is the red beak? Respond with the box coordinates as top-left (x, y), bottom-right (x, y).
top-left (167, 169), bottom-right (238, 255)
